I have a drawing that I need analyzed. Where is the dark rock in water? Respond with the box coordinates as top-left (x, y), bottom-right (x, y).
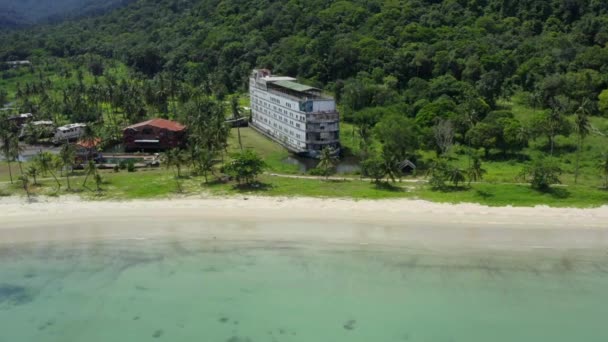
top-left (132, 316), bottom-right (140, 321)
top-left (219, 317), bottom-right (229, 323)
top-left (152, 329), bottom-right (163, 338)
top-left (0, 284), bottom-right (31, 305)
top-left (23, 273), bottom-right (36, 279)
top-left (343, 320), bottom-right (356, 330)
top-left (38, 319), bottom-right (55, 331)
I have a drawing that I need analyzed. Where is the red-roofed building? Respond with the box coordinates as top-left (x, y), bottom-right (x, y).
top-left (75, 138), bottom-right (102, 162)
top-left (123, 118), bottom-right (187, 152)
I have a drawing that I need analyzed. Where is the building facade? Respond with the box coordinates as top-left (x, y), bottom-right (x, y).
top-left (123, 118), bottom-right (186, 152)
top-left (249, 69), bottom-right (340, 158)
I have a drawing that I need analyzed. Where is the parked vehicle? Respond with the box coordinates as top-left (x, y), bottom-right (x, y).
top-left (52, 123), bottom-right (87, 145)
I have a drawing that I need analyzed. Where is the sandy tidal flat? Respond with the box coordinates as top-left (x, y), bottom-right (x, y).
top-left (1, 196), bottom-right (608, 250)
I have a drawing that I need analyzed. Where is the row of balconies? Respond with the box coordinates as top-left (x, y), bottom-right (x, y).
top-left (306, 131), bottom-right (339, 144)
top-left (306, 112), bottom-right (339, 122)
top-left (306, 125), bottom-right (339, 133)
top-left (306, 138), bottom-right (340, 144)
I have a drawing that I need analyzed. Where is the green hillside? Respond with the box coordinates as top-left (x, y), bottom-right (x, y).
top-left (2, 0), bottom-right (608, 205)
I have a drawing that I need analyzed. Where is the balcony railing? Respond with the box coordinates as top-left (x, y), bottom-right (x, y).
top-left (306, 138), bottom-right (340, 144)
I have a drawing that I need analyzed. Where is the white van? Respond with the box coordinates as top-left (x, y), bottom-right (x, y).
top-left (52, 123), bottom-right (87, 144)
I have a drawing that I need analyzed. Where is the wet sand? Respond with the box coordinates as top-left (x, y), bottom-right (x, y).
top-left (1, 196), bottom-right (608, 250)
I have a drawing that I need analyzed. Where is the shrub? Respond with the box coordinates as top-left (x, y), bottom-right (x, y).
top-left (308, 167), bottom-right (326, 176)
top-left (427, 158), bottom-right (450, 190)
top-left (127, 160), bottom-right (136, 172)
top-left (361, 156), bottom-right (387, 183)
top-left (224, 150), bottom-right (266, 185)
top-left (519, 157), bottom-right (562, 191)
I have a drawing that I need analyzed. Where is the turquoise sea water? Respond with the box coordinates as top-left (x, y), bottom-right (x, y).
top-left (0, 238), bottom-right (607, 342)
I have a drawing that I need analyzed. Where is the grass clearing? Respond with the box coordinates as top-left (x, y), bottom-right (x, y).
top-left (2, 164), bottom-right (608, 208)
top-left (227, 127), bottom-right (300, 174)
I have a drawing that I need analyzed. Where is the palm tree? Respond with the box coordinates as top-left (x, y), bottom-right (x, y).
top-left (230, 95), bottom-right (243, 151)
top-left (162, 148), bottom-right (189, 192)
top-left (467, 155), bottom-right (486, 186)
top-left (36, 151), bottom-right (61, 189)
top-left (163, 148), bottom-right (189, 178)
top-left (0, 126), bottom-right (17, 184)
top-left (82, 160), bottom-right (98, 190)
top-left (599, 153), bottom-right (608, 190)
top-left (14, 137), bottom-right (24, 176)
top-left (547, 99), bottom-right (568, 156)
top-left (80, 125), bottom-right (99, 161)
top-left (19, 174), bottom-right (31, 200)
top-left (59, 142), bottom-right (76, 191)
top-left (449, 167), bottom-right (466, 187)
top-left (380, 148), bottom-right (400, 183)
top-left (196, 148), bottom-right (218, 184)
top-left (317, 147), bottom-right (338, 180)
top-left (573, 102), bottom-right (591, 184)
top-left (26, 164), bottom-right (40, 185)
top-left (94, 173), bottom-right (103, 193)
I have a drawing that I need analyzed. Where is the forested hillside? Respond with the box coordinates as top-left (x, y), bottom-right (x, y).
top-left (2, 0), bottom-right (608, 110)
top-left (2, 0), bottom-right (608, 200)
top-left (0, 0), bottom-right (132, 27)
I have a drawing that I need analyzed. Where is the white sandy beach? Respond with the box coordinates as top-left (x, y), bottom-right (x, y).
top-left (1, 195), bottom-right (608, 249)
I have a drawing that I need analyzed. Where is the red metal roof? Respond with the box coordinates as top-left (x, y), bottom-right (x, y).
top-left (76, 138), bottom-right (101, 149)
top-left (125, 118), bottom-right (186, 132)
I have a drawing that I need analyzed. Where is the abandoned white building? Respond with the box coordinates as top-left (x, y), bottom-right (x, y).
top-left (249, 69), bottom-right (340, 158)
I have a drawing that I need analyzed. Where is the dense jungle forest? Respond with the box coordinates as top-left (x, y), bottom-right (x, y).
top-left (2, 0), bottom-right (608, 202)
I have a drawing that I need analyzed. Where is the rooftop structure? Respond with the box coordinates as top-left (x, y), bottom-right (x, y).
top-left (125, 118), bottom-right (186, 132)
top-left (249, 69), bottom-right (340, 158)
top-left (57, 123), bottom-right (87, 132)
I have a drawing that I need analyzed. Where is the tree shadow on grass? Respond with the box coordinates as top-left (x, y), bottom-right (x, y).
top-left (542, 187), bottom-right (571, 199)
top-left (433, 185), bottom-right (469, 193)
top-left (232, 181), bottom-right (274, 193)
top-left (322, 179), bottom-right (350, 184)
top-left (475, 189), bottom-right (495, 200)
top-left (373, 182), bottom-right (405, 192)
top-left (203, 179), bottom-right (225, 187)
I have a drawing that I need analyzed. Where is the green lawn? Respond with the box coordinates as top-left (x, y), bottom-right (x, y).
top-left (2, 163), bottom-right (608, 207)
top-left (227, 127), bottom-right (300, 174)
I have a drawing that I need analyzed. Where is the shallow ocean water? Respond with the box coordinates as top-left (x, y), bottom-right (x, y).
top-left (0, 237), bottom-right (607, 342)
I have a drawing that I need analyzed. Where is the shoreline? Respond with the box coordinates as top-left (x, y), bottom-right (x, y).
top-left (2, 195), bottom-right (608, 250)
